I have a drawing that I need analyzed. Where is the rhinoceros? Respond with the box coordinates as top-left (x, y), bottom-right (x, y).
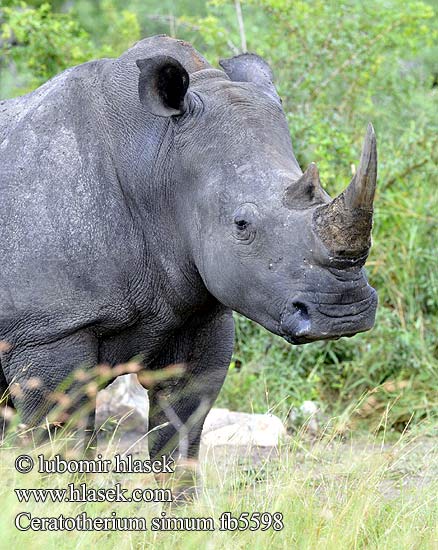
top-left (0, 36), bottom-right (377, 462)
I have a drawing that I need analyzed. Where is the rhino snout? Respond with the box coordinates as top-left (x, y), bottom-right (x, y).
top-left (280, 288), bottom-right (378, 345)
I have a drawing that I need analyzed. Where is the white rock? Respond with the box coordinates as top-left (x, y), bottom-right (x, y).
top-left (202, 409), bottom-right (285, 447)
top-left (96, 379), bottom-right (286, 464)
top-left (301, 400), bottom-right (319, 416)
top-left (288, 400), bottom-right (320, 435)
top-left (96, 374), bottom-right (149, 434)
top-left (200, 408), bottom-right (286, 467)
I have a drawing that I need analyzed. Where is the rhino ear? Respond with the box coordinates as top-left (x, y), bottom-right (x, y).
top-left (219, 53), bottom-right (280, 103)
top-left (136, 55), bottom-right (189, 117)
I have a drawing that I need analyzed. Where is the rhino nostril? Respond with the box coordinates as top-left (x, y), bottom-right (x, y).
top-left (291, 300), bottom-right (309, 321)
top-left (280, 299), bottom-right (312, 338)
top-left (280, 298), bottom-right (313, 340)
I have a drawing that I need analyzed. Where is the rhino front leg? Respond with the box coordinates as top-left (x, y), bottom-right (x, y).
top-left (2, 330), bottom-right (99, 450)
top-left (146, 306), bottom-right (234, 501)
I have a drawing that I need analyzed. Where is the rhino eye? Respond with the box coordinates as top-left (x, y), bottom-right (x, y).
top-left (232, 204), bottom-right (258, 244)
top-left (234, 218), bottom-right (248, 230)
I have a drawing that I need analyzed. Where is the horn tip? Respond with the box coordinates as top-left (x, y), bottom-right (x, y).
top-left (366, 122), bottom-right (376, 140)
top-left (306, 162), bottom-right (320, 183)
top-left (363, 122), bottom-right (377, 161)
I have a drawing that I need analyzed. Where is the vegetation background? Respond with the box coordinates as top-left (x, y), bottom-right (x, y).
top-left (0, 0), bottom-right (437, 431)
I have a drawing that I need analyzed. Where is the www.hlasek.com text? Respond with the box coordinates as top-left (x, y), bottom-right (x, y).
top-left (15, 482), bottom-right (172, 504)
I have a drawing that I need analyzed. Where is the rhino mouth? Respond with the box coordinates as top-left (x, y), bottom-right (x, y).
top-left (279, 287), bottom-right (378, 345)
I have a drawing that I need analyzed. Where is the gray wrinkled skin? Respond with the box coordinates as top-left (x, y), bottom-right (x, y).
top-left (0, 36), bottom-right (377, 460)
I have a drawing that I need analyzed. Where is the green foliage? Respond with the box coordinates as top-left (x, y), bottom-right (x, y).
top-left (0, 0), bottom-right (141, 94)
top-left (0, 0), bottom-right (436, 427)
top-left (0, 2), bottom-right (93, 91)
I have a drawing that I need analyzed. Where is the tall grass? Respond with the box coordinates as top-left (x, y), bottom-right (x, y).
top-left (0, 410), bottom-right (436, 549)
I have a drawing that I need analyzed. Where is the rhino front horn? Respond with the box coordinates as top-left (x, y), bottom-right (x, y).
top-left (344, 123), bottom-right (377, 211)
top-left (313, 123), bottom-right (377, 259)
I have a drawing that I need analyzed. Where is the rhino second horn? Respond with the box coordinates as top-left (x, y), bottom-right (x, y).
top-left (299, 162), bottom-right (321, 188)
top-left (284, 162), bottom-right (330, 208)
top-left (312, 124), bottom-right (378, 259)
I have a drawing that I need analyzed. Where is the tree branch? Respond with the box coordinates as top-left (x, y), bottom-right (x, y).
top-left (234, 0), bottom-right (247, 53)
top-left (385, 158), bottom-right (429, 187)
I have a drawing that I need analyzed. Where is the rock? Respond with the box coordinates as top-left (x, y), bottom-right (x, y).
top-left (96, 374), bottom-right (149, 453)
top-left (288, 400), bottom-right (320, 435)
top-left (200, 407), bottom-right (286, 467)
top-left (95, 379), bottom-right (286, 465)
top-left (301, 400), bottom-right (319, 417)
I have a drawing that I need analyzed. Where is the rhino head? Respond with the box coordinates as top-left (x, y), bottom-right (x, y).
top-left (136, 53), bottom-right (378, 344)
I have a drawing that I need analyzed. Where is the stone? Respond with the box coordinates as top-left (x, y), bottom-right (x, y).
top-left (288, 400), bottom-right (320, 435)
top-left (95, 377), bottom-right (286, 465)
top-left (96, 374), bottom-right (149, 453)
top-left (199, 407), bottom-right (286, 467)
